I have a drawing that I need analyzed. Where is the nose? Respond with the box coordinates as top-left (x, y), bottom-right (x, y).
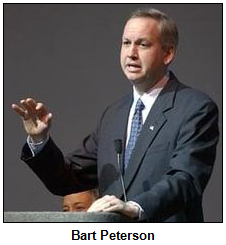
top-left (128, 44), bottom-right (138, 59)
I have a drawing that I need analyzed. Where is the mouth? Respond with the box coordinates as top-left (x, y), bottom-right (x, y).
top-left (126, 63), bottom-right (142, 72)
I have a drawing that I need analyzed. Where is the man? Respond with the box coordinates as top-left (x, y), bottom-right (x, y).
top-left (12, 8), bottom-right (219, 222)
top-left (63, 189), bottom-right (99, 212)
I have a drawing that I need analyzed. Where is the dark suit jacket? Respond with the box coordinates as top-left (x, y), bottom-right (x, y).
top-left (21, 72), bottom-right (219, 222)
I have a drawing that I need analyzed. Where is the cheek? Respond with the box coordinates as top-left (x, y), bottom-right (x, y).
top-left (143, 53), bottom-right (163, 69)
top-left (120, 52), bottom-right (126, 68)
top-left (141, 56), bottom-right (154, 69)
top-left (84, 197), bottom-right (94, 207)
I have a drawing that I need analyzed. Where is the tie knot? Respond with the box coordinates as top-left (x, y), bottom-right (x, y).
top-left (135, 98), bottom-right (145, 112)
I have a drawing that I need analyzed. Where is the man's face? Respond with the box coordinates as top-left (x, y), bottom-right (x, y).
top-left (63, 191), bottom-right (94, 212)
top-left (120, 17), bottom-right (173, 91)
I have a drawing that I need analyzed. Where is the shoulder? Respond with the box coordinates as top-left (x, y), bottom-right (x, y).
top-left (102, 93), bottom-right (132, 115)
top-left (96, 93), bottom-right (132, 128)
top-left (170, 73), bottom-right (218, 110)
top-left (109, 93), bottom-right (132, 108)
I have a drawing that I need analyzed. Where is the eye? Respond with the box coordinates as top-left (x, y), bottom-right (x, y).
top-left (74, 205), bottom-right (85, 211)
top-left (141, 43), bottom-right (147, 47)
top-left (140, 42), bottom-right (150, 48)
top-left (75, 207), bottom-right (85, 211)
top-left (122, 40), bottom-right (131, 46)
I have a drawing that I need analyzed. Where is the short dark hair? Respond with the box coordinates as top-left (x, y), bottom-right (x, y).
top-left (90, 188), bottom-right (99, 200)
top-left (129, 8), bottom-right (179, 50)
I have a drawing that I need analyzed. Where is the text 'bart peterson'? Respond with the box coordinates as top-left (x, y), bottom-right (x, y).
top-left (72, 230), bottom-right (155, 241)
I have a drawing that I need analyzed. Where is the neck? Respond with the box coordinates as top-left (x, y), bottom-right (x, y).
top-left (133, 70), bottom-right (168, 93)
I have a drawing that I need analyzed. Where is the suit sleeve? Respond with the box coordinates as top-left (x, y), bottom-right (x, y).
top-left (20, 107), bottom-right (110, 196)
top-left (131, 99), bottom-right (219, 222)
top-left (21, 134), bottom-right (98, 196)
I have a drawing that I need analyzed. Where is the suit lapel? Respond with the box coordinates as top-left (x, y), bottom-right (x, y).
top-left (124, 75), bottom-right (179, 191)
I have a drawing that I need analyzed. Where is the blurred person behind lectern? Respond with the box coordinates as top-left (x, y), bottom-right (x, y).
top-left (12, 8), bottom-right (219, 222)
top-left (63, 189), bottom-right (99, 212)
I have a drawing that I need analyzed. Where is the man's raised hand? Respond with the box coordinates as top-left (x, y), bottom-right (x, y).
top-left (12, 98), bottom-right (52, 142)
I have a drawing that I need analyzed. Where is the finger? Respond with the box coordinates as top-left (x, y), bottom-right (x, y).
top-left (95, 196), bottom-right (115, 207)
top-left (20, 99), bottom-right (38, 122)
top-left (11, 104), bottom-right (27, 118)
top-left (99, 195), bottom-right (115, 202)
top-left (97, 196), bottom-right (117, 209)
top-left (46, 113), bottom-right (53, 124)
top-left (102, 197), bottom-right (125, 212)
top-left (28, 100), bottom-right (52, 125)
top-left (87, 205), bottom-right (103, 212)
top-left (35, 102), bottom-right (48, 119)
top-left (20, 99), bottom-right (35, 114)
top-left (87, 196), bottom-right (114, 212)
top-left (26, 98), bottom-right (37, 110)
top-left (103, 199), bottom-right (121, 210)
top-left (103, 202), bottom-right (125, 213)
top-left (89, 197), bottom-right (107, 209)
top-left (99, 198), bottom-right (119, 211)
top-left (103, 206), bottom-right (119, 212)
top-left (90, 195), bottom-right (111, 205)
top-left (87, 202), bottom-right (105, 212)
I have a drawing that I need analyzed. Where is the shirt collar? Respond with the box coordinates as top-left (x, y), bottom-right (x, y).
top-left (132, 71), bottom-right (170, 109)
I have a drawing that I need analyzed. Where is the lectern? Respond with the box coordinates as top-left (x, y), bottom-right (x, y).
top-left (4, 211), bottom-right (135, 222)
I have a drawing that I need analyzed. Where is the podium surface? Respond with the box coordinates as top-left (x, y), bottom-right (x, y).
top-left (4, 211), bottom-right (134, 222)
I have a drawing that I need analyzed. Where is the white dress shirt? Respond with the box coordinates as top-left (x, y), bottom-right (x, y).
top-left (126, 73), bottom-right (169, 146)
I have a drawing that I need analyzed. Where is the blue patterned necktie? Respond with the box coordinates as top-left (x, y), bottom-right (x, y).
top-left (124, 98), bottom-right (145, 171)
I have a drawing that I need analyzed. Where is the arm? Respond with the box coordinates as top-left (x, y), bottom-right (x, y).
top-left (12, 98), bottom-right (98, 196)
top-left (21, 135), bottom-right (98, 196)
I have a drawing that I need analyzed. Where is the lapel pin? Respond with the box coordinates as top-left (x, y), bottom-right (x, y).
top-left (149, 125), bottom-right (154, 131)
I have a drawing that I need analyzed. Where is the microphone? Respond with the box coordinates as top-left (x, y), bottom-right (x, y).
top-left (114, 139), bottom-right (127, 203)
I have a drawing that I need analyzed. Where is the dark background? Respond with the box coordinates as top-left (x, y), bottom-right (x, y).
top-left (4, 3), bottom-right (222, 222)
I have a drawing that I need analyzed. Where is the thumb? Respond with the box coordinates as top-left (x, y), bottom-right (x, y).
top-left (45, 113), bottom-right (53, 125)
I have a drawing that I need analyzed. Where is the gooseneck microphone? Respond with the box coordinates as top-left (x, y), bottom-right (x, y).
top-left (114, 139), bottom-right (127, 203)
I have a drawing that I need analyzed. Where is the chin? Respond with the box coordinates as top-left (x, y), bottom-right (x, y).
top-left (128, 77), bottom-right (144, 84)
top-left (125, 74), bottom-right (143, 83)
top-left (128, 76), bottom-right (153, 91)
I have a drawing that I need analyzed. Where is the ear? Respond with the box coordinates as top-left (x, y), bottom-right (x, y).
top-left (163, 46), bottom-right (176, 65)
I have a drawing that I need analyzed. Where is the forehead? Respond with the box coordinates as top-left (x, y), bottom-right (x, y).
top-left (63, 193), bottom-right (92, 205)
top-left (122, 17), bottom-right (160, 39)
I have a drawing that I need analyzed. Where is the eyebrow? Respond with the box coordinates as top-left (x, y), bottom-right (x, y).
top-left (63, 206), bottom-right (69, 210)
top-left (73, 202), bottom-right (82, 205)
top-left (122, 37), bottom-right (152, 42)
